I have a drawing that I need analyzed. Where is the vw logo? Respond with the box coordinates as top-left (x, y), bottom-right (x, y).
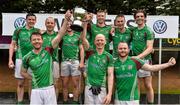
top-left (153, 20), bottom-right (167, 34)
top-left (14, 17), bottom-right (26, 29)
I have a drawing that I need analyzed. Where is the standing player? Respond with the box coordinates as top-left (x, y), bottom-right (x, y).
top-left (131, 10), bottom-right (155, 104)
top-left (8, 13), bottom-right (39, 104)
top-left (42, 17), bottom-right (60, 99)
top-left (20, 10), bottom-right (71, 104)
top-left (114, 42), bottom-right (176, 105)
top-left (81, 31), bottom-right (114, 104)
top-left (112, 14), bottom-right (132, 59)
top-left (88, 9), bottom-right (112, 52)
top-left (60, 21), bottom-right (84, 104)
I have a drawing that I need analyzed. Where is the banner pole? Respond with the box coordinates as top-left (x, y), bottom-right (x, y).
top-left (158, 38), bottom-right (162, 104)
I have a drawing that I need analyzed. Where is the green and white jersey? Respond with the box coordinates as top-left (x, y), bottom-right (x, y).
top-left (61, 32), bottom-right (81, 61)
top-left (42, 31), bottom-right (59, 62)
top-left (12, 27), bottom-right (39, 59)
top-left (114, 57), bottom-right (144, 101)
top-left (131, 25), bottom-right (154, 60)
top-left (22, 48), bottom-right (54, 89)
top-left (86, 50), bottom-right (114, 87)
top-left (91, 24), bottom-right (111, 52)
top-left (113, 28), bottom-right (132, 58)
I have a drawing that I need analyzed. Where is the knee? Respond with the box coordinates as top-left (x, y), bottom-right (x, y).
top-left (62, 83), bottom-right (68, 90)
top-left (73, 82), bottom-right (79, 90)
top-left (145, 83), bottom-right (153, 90)
top-left (18, 83), bottom-right (24, 88)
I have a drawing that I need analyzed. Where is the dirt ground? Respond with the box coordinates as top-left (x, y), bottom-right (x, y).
top-left (0, 49), bottom-right (180, 94)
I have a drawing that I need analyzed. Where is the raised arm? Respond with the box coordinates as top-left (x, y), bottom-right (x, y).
top-left (141, 57), bottom-right (176, 72)
top-left (51, 10), bottom-right (72, 49)
top-left (80, 21), bottom-right (90, 50)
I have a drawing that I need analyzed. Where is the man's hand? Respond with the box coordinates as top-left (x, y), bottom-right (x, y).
top-left (84, 13), bottom-right (93, 22)
top-left (168, 57), bottom-right (176, 66)
top-left (64, 10), bottom-right (72, 21)
top-left (110, 27), bottom-right (115, 36)
top-left (78, 63), bottom-right (85, 72)
top-left (103, 94), bottom-right (112, 105)
top-left (8, 60), bottom-right (14, 69)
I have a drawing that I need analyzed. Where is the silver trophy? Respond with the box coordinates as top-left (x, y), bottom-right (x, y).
top-left (70, 7), bottom-right (86, 32)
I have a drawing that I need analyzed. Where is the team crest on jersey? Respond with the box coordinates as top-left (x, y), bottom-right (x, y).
top-left (128, 65), bottom-right (133, 70)
top-left (102, 59), bottom-right (106, 63)
top-left (41, 53), bottom-right (45, 58)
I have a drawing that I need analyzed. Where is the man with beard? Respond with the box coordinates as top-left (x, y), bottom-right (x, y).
top-left (131, 9), bottom-right (155, 104)
top-left (42, 17), bottom-right (60, 99)
top-left (8, 13), bottom-right (39, 104)
top-left (20, 10), bottom-right (71, 104)
top-left (114, 42), bottom-right (176, 105)
top-left (60, 21), bottom-right (84, 104)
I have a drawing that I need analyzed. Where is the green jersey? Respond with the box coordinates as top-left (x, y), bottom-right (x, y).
top-left (86, 50), bottom-right (114, 87)
top-left (42, 31), bottom-right (59, 62)
top-left (61, 32), bottom-right (81, 61)
top-left (12, 27), bottom-right (39, 59)
top-left (131, 25), bottom-right (154, 60)
top-left (91, 24), bottom-right (111, 52)
top-left (114, 57), bottom-right (144, 101)
top-left (113, 28), bottom-right (132, 58)
top-left (22, 48), bottom-right (54, 89)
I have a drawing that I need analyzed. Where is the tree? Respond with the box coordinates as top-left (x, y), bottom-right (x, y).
top-left (0, 0), bottom-right (179, 15)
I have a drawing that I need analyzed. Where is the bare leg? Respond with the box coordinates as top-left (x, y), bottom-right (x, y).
top-left (144, 76), bottom-right (154, 103)
top-left (138, 78), bottom-right (141, 97)
top-left (17, 79), bottom-right (25, 102)
top-left (28, 79), bottom-right (32, 101)
top-left (54, 78), bottom-right (59, 100)
top-left (71, 75), bottom-right (80, 101)
top-left (61, 76), bottom-right (70, 102)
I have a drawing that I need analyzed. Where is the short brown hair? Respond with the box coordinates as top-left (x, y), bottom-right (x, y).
top-left (133, 9), bottom-right (147, 19)
top-left (30, 32), bottom-right (43, 41)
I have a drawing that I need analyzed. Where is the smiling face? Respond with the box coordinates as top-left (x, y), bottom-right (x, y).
top-left (135, 12), bottom-right (146, 26)
top-left (94, 34), bottom-right (106, 49)
top-left (45, 17), bottom-right (55, 32)
top-left (134, 10), bottom-right (147, 26)
top-left (67, 21), bottom-right (73, 32)
top-left (115, 16), bottom-right (126, 29)
top-left (118, 42), bottom-right (129, 58)
top-left (31, 33), bottom-right (43, 50)
top-left (26, 16), bottom-right (36, 28)
top-left (96, 11), bottom-right (106, 24)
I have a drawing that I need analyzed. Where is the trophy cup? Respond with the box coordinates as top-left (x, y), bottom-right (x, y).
top-left (70, 7), bottom-right (86, 32)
